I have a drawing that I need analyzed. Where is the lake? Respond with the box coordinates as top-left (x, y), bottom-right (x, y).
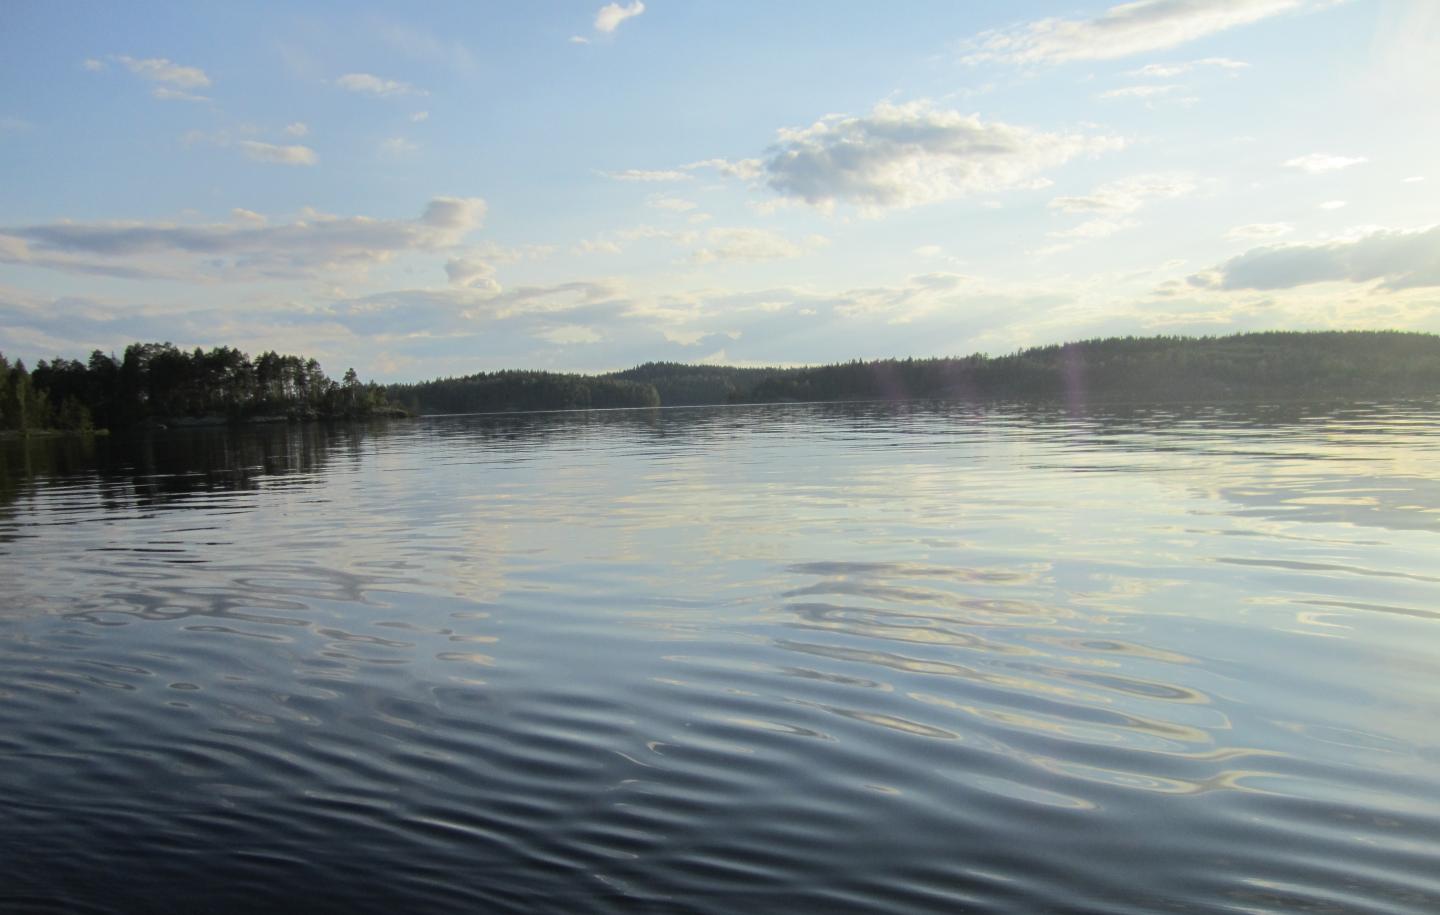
top-left (2, 401), bottom-right (1438, 913)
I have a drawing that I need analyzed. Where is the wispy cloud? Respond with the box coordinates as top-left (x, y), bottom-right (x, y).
top-left (964, 0), bottom-right (1311, 66)
top-left (151, 86), bottom-right (211, 103)
top-left (1049, 173), bottom-right (1195, 241)
top-left (113, 55), bottom-right (211, 88)
top-left (1284, 153), bottom-right (1367, 174)
top-left (0, 197), bottom-right (487, 283)
top-left (240, 141), bottom-right (318, 166)
top-left (1226, 222), bottom-right (1294, 241)
top-left (336, 72), bottom-right (426, 98)
top-left (691, 228), bottom-right (826, 264)
top-left (1127, 57), bottom-right (1250, 77)
top-left (1099, 84), bottom-right (1182, 100)
top-left (601, 168), bottom-right (693, 182)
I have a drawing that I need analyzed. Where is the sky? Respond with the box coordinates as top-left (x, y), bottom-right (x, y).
top-left (1, 0), bottom-right (1438, 381)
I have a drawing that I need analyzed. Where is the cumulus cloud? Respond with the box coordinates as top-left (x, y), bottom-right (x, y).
top-left (761, 101), bottom-right (1123, 212)
top-left (964, 0), bottom-right (1309, 66)
top-left (284, 122), bottom-right (309, 137)
top-left (1189, 226), bottom-right (1440, 291)
top-left (114, 55), bottom-right (211, 88)
top-left (595, 1), bottom-right (645, 34)
top-left (336, 73), bottom-right (426, 98)
top-left (240, 141), bottom-right (318, 166)
top-left (1284, 153), bottom-right (1367, 173)
top-left (1226, 222), bottom-right (1294, 240)
top-left (0, 196), bottom-right (487, 283)
top-left (444, 256), bottom-right (499, 292)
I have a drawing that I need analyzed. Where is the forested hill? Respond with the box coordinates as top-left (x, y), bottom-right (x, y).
top-left (734, 332), bottom-right (1440, 405)
top-left (386, 371), bottom-right (661, 415)
top-left (379, 331), bottom-right (1440, 415)
top-left (10, 332), bottom-right (1439, 430)
top-left (1, 342), bottom-right (403, 434)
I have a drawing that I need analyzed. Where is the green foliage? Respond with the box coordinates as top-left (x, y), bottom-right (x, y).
top-left (388, 370), bottom-right (660, 414)
top-left (733, 332), bottom-right (1440, 405)
top-left (2, 343), bottom-right (405, 432)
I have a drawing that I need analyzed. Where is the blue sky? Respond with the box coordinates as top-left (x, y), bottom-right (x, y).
top-left (2, 0), bottom-right (1437, 380)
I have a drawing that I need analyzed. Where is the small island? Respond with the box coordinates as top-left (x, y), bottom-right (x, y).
top-left (0, 343), bottom-right (405, 437)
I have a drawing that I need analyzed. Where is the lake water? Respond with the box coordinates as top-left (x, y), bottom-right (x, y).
top-left (2, 401), bottom-right (1439, 913)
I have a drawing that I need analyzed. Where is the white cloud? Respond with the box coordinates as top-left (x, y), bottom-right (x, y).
top-left (114, 55), bottom-right (211, 88)
top-left (1226, 222), bottom-right (1294, 240)
top-left (594, 1), bottom-right (645, 34)
top-left (575, 238), bottom-right (624, 255)
top-left (83, 58), bottom-right (106, 72)
top-left (0, 196), bottom-right (487, 283)
top-left (1099, 84), bottom-right (1181, 99)
top-left (685, 157), bottom-right (765, 180)
top-left (691, 228), bottom-right (823, 264)
top-left (336, 73), bottom-right (425, 98)
top-left (1319, 200), bottom-right (1348, 210)
top-left (1190, 226), bottom-right (1440, 291)
top-left (411, 111), bottom-right (430, 123)
top-left (1127, 57), bottom-right (1250, 77)
top-left (602, 168), bottom-right (693, 182)
top-left (1403, 176), bottom-right (1425, 183)
top-left (284, 122), bottom-right (309, 137)
top-left (647, 195), bottom-right (698, 212)
top-left (1284, 153), bottom-right (1367, 173)
top-left (152, 86), bottom-right (210, 103)
top-left (379, 137), bottom-right (420, 157)
top-left (762, 101), bottom-right (1123, 212)
top-left (444, 257), bottom-right (499, 292)
top-left (1049, 172), bottom-right (1195, 214)
top-left (964, 0), bottom-right (1310, 66)
top-left (569, 35), bottom-right (591, 45)
top-left (240, 141), bottom-right (318, 166)
top-left (536, 324), bottom-right (603, 345)
top-left (1052, 217), bottom-right (1139, 239)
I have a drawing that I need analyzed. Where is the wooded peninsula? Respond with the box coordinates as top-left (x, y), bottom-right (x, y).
top-left (3, 331), bottom-right (1438, 434)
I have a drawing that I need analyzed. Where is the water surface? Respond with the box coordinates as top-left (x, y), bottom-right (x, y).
top-left (2, 401), bottom-right (1439, 913)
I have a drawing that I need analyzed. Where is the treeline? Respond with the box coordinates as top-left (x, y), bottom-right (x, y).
top-left (735, 332), bottom-right (1440, 404)
top-left (8, 332), bottom-right (1437, 429)
top-left (602, 362), bottom-right (786, 406)
top-left (0, 343), bottom-right (401, 434)
top-left (386, 370), bottom-right (660, 415)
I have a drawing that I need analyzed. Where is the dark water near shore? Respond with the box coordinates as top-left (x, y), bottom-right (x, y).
top-left (2, 401), bottom-right (1439, 914)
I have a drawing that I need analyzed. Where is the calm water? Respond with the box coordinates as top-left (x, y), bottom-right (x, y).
top-left (2, 401), bottom-right (1439, 913)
